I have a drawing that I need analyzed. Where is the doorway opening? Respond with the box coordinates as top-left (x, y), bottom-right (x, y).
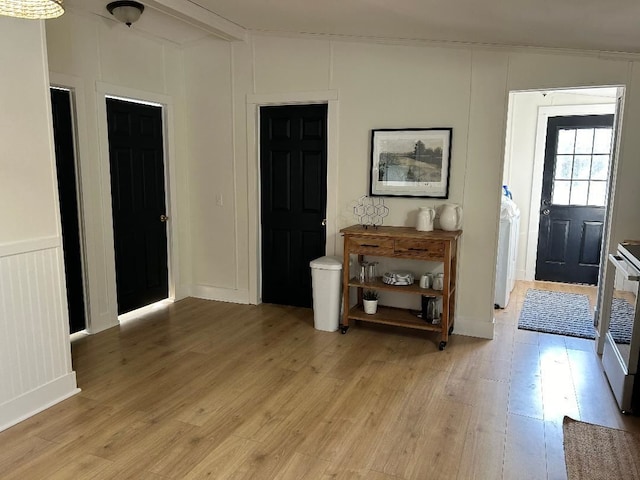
top-left (50, 87), bottom-right (88, 335)
top-left (498, 86), bottom-right (623, 340)
top-left (106, 96), bottom-right (169, 315)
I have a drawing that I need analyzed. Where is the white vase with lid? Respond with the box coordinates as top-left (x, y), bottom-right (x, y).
top-left (439, 204), bottom-right (462, 231)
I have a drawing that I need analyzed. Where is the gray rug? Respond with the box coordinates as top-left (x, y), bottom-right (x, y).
top-left (610, 297), bottom-right (634, 345)
top-left (518, 289), bottom-right (595, 339)
top-left (518, 289), bottom-right (633, 343)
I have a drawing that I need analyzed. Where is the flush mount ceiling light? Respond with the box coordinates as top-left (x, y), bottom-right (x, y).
top-left (0, 0), bottom-right (64, 19)
top-left (106, 0), bottom-right (144, 27)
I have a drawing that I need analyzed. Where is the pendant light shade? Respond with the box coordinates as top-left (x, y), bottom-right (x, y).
top-left (106, 1), bottom-right (144, 27)
top-left (0, 0), bottom-right (64, 19)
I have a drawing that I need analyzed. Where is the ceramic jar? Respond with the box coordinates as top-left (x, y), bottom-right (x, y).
top-left (439, 204), bottom-right (462, 231)
top-left (416, 207), bottom-right (436, 232)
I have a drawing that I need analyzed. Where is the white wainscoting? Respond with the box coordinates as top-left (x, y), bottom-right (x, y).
top-left (0, 238), bottom-right (79, 431)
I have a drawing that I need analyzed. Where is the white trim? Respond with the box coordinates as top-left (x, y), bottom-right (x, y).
top-left (246, 90), bottom-right (340, 304)
top-left (454, 316), bottom-right (495, 340)
top-left (95, 82), bottom-right (179, 328)
top-left (247, 90), bottom-right (339, 105)
top-left (191, 284), bottom-right (251, 304)
top-left (0, 237), bottom-right (61, 258)
top-left (524, 103), bottom-right (616, 280)
top-left (0, 373), bottom-right (80, 433)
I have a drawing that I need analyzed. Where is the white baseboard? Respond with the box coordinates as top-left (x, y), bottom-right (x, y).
top-left (454, 316), bottom-right (495, 339)
top-left (191, 284), bottom-right (250, 304)
top-left (0, 373), bottom-right (80, 432)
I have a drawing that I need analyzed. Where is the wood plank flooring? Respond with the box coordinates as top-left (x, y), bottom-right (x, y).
top-left (2, 280), bottom-right (640, 479)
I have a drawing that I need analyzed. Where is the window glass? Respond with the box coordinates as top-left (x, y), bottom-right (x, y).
top-left (591, 155), bottom-right (609, 180)
top-left (575, 128), bottom-right (595, 154)
top-left (553, 180), bottom-right (571, 205)
top-left (588, 181), bottom-right (607, 206)
top-left (593, 128), bottom-right (613, 154)
top-left (557, 129), bottom-right (576, 154)
top-left (573, 155), bottom-right (591, 180)
top-left (570, 180), bottom-right (589, 205)
top-left (555, 155), bottom-right (573, 179)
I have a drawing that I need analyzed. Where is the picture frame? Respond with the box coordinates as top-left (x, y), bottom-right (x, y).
top-left (370, 128), bottom-right (452, 198)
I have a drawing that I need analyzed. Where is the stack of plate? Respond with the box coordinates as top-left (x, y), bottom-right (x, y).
top-left (382, 271), bottom-right (414, 286)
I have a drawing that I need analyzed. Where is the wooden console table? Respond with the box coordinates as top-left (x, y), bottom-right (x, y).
top-left (340, 225), bottom-right (462, 350)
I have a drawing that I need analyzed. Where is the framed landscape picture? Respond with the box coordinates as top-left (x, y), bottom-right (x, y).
top-left (370, 128), bottom-right (452, 198)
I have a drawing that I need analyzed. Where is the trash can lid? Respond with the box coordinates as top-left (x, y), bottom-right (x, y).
top-left (309, 256), bottom-right (343, 270)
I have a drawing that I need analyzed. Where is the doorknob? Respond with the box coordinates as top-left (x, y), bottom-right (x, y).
top-left (160, 214), bottom-right (169, 222)
top-left (321, 218), bottom-right (327, 226)
top-left (542, 209), bottom-right (550, 216)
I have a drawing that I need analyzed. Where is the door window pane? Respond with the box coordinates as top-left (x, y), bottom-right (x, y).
top-left (555, 155), bottom-right (573, 179)
top-left (557, 129), bottom-right (576, 154)
top-left (588, 180), bottom-right (607, 206)
top-left (575, 128), bottom-right (595, 154)
top-left (573, 155), bottom-right (592, 180)
top-left (553, 180), bottom-right (571, 205)
top-left (570, 180), bottom-right (589, 205)
top-left (593, 128), bottom-right (613, 154)
top-left (591, 155), bottom-right (609, 180)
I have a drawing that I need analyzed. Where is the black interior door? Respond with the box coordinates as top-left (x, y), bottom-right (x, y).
top-left (106, 98), bottom-right (168, 315)
top-left (260, 104), bottom-right (328, 308)
top-left (50, 88), bottom-right (86, 334)
top-left (536, 114), bottom-right (614, 285)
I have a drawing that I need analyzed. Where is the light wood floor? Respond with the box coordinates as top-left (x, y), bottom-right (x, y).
top-left (2, 281), bottom-right (640, 479)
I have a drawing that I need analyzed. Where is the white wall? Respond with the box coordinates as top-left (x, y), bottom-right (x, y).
top-left (45, 10), bottom-right (191, 333)
top-left (183, 35), bottom-right (640, 340)
top-left (0, 17), bottom-right (79, 432)
top-left (503, 90), bottom-right (617, 281)
top-left (43, 15), bottom-right (640, 345)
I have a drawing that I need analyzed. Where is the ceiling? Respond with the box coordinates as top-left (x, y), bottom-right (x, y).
top-left (66, 0), bottom-right (640, 54)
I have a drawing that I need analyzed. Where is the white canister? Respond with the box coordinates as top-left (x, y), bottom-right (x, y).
top-left (419, 273), bottom-right (433, 289)
top-left (416, 207), bottom-right (436, 232)
top-left (432, 273), bottom-right (444, 291)
top-left (439, 204), bottom-right (463, 231)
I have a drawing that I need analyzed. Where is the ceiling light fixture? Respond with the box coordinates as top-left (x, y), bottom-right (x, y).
top-left (0, 0), bottom-right (64, 19)
top-left (106, 0), bottom-right (144, 27)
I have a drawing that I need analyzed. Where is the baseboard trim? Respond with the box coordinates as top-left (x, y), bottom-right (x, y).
top-left (191, 284), bottom-right (250, 304)
top-left (0, 372), bottom-right (80, 432)
top-left (454, 316), bottom-right (495, 339)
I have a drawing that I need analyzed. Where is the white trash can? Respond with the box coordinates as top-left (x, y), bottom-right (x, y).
top-left (310, 256), bottom-right (343, 332)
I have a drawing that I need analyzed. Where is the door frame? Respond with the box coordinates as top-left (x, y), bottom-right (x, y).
top-left (525, 103), bottom-right (617, 281)
top-left (96, 82), bottom-right (179, 325)
top-left (246, 91), bottom-right (339, 305)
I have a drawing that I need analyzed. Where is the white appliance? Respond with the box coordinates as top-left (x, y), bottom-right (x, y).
top-left (602, 242), bottom-right (640, 413)
top-left (494, 196), bottom-right (520, 309)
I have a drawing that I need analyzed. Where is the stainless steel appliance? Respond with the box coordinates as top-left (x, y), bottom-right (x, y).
top-left (602, 242), bottom-right (640, 413)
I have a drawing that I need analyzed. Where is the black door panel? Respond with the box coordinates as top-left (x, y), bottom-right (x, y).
top-left (106, 98), bottom-right (168, 314)
top-left (260, 104), bottom-right (328, 308)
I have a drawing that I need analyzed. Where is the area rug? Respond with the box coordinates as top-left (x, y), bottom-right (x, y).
top-left (518, 289), bottom-right (595, 339)
top-left (610, 297), bottom-right (635, 345)
top-left (563, 416), bottom-right (640, 480)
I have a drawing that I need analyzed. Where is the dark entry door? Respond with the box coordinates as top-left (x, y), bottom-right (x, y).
top-left (50, 88), bottom-right (86, 334)
top-left (106, 98), bottom-right (168, 314)
top-left (260, 104), bottom-right (328, 307)
top-left (536, 114), bottom-right (614, 285)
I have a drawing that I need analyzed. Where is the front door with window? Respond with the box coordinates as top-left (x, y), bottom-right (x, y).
top-left (535, 114), bottom-right (614, 285)
top-left (106, 98), bottom-right (169, 314)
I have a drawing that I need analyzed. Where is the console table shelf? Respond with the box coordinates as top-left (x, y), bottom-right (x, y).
top-left (340, 225), bottom-right (462, 350)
